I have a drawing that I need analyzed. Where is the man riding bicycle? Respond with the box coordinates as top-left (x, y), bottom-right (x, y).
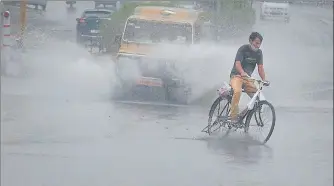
top-left (228, 32), bottom-right (269, 123)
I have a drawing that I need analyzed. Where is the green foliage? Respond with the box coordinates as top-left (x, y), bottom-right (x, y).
top-left (213, 0), bottom-right (255, 26)
top-left (189, 0), bottom-right (255, 38)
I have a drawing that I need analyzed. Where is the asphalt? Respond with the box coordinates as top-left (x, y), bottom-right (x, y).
top-left (1, 2), bottom-right (333, 186)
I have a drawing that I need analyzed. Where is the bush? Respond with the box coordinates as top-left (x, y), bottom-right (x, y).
top-left (206, 0), bottom-right (256, 37)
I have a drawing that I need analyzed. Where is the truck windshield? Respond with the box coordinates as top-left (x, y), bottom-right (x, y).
top-left (123, 19), bottom-right (192, 44)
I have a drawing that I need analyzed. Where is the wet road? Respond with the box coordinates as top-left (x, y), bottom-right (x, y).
top-left (1, 94), bottom-right (332, 186)
top-left (1, 2), bottom-right (333, 186)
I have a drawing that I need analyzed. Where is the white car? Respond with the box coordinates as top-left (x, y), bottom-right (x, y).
top-left (260, 2), bottom-right (290, 23)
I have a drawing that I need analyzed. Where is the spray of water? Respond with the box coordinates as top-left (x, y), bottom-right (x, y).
top-left (5, 38), bottom-right (239, 104)
top-left (10, 30), bottom-right (331, 108)
top-left (148, 43), bottom-right (239, 102)
top-left (5, 3), bottom-right (332, 109)
top-left (12, 40), bottom-right (117, 101)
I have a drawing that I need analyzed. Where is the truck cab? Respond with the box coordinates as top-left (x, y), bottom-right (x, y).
top-left (112, 6), bottom-right (210, 104)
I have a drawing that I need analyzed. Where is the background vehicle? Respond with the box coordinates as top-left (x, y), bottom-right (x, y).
top-left (66, 0), bottom-right (76, 8)
top-left (111, 6), bottom-right (208, 104)
top-left (94, 0), bottom-right (117, 8)
top-left (260, 2), bottom-right (290, 23)
top-left (76, 9), bottom-right (114, 49)
top-left (2, 0), bottom-right (47, 11)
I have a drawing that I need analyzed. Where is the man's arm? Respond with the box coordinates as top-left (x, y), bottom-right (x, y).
top-left (258, 64), bottom-right (266, 80)
top-left (257, 50), bottom-right (266, 80)
top-left (236, 61), bottom-right (247, 76)
top-left (235, 46), bottom-right (247, 76)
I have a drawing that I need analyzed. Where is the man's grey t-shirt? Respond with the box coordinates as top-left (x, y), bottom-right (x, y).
top-left (230, 44), bottom-right (263, 77)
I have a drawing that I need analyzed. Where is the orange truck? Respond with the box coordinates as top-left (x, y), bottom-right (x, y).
top-left (112, 6), bottom-right (207, 104)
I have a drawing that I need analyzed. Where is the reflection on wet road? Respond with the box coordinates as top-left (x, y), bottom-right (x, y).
top-left (1, 94), bottom-right (332, 186)
top-left (1, 1), bottom-right (333, 186)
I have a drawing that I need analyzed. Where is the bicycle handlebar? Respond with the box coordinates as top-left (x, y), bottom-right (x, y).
top-left (243, 76), bottom-right (270, 86)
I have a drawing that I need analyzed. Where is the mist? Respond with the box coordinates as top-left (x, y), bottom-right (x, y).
top-left (5, 3), bottom-right (332, 109)
top-left (10, 28), bottom-right (331, 108)
top-left (6, 40), bottom-right (116, 101)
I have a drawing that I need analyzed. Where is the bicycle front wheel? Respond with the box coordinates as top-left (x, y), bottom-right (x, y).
top-left (245, 100), bottom-right (276, 144)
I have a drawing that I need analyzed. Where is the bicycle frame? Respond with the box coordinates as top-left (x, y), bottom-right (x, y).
top-left (221, 78), bottom-right (267, 117)
top-left (246, 80), bottom-right (266, 110)
top-left (203, 78), bottom-right (270, 134)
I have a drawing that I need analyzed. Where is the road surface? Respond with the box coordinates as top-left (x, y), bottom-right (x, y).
top-left (1, 2), bottom-right (333, 186)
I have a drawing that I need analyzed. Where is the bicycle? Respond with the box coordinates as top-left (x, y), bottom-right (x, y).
top-left (201, 77), bottom-right (276, 144)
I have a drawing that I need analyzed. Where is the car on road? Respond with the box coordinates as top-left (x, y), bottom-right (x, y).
top-left (76, 9), bottom-right (114, 47)
top-left (260, 2), bottom-right (290, 23)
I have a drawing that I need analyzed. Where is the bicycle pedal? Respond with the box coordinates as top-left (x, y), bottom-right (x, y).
top-left (226, 122), bottom-right (233, 129)
top-left (217, 116), bottom-right (228, 122)
top-left (201, 125), bottom-right (209, 133)
top-left (228, 122), bottom-right (243, 129)
top-left (202, 130), bottom-right (209, 134)
top-left (236, 123), bottom-right (245, 128)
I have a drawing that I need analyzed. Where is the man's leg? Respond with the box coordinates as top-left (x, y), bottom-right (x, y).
top-left (242, 78), bottom-right (257, 98)
top-left (229, 76), bottom-right (243, 120)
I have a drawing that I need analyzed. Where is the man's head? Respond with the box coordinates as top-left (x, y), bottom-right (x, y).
top-left (249, 32), bottom-right (263, 51)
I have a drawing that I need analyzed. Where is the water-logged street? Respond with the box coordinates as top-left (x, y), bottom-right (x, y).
top-left (1, 2), bottom-right (333, 186)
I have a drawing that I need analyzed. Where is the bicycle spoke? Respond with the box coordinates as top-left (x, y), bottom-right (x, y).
top-left (245, 101), bottom-right (276, 144)
top-left (205, 97), bottom-right (230, 135)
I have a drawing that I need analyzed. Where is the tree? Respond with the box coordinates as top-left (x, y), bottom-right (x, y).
top-left (210, 0), bottom-right (256, 38)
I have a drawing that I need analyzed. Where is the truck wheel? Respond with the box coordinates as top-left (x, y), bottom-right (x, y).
top-left (1, 61), bottom-right (7, 76)
top-left (168, 86), bottom-right (190, 105)
top-left (177, 93), bottom-right (189, 105)
top-left (76, 34), bottom-right (83, 44)
top-left (111, 85), bottom-right (124, 100)
top-left (177, 89), bottom-right (190, 105)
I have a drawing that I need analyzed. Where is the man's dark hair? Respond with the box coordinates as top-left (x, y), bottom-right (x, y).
top-left (249, 32), bottom-right (263, 42)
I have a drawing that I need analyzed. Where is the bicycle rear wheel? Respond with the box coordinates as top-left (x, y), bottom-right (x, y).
top-left (244, 100), bottom-right (276, 144)
top-left (206, 97), bottom-right (230, 135)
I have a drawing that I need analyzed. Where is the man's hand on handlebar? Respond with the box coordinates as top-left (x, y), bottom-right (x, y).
top-left (263, 80), bottom-right (270, 86)
top-left (239, 73), bottom-right (270, 86)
